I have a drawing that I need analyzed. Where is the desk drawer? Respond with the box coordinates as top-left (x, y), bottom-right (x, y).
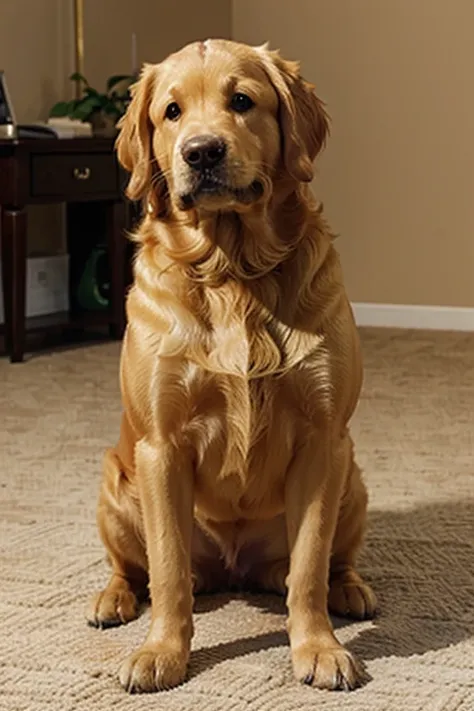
top-left (31, 153), bottom-right (118, 198)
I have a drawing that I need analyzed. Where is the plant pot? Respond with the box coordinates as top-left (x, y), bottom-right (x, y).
top-left (89, 110), bottom-right (118, 138)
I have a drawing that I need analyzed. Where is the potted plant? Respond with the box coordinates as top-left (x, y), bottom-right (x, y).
top-left (49, 72), bottom-right (135, 137)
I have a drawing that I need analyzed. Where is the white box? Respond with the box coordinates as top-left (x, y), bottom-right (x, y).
top-left (0, 254), bottom-right (69, 324)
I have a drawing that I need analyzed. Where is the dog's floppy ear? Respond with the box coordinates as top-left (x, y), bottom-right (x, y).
top-left (116, 64), bottom-right (165, 210)
top-left (258, 46), bottom-right (330, 182)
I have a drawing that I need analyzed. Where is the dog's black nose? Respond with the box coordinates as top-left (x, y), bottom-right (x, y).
top-left (181, 135), bottom-right (227, 170)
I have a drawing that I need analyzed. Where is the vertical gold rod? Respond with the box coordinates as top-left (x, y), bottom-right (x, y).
top-left (73, 0), bottom-right (85, 98)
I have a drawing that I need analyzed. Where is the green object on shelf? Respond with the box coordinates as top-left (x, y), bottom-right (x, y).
top-left (76, 245), bottom-right (110, 310)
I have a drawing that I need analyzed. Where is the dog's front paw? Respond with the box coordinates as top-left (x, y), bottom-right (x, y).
top-left (119, 644), bottom-right (188, 693)
top-left (292, 643), bottom-right (368, 691)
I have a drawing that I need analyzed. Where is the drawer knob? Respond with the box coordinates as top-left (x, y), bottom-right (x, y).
top-left (73, 166), bottom-right (91, 180)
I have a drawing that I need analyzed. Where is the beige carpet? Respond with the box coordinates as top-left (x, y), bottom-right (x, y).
top-left (1, 329), bottom-right (473, 711)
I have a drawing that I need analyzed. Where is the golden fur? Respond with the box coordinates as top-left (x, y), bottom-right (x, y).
top-left (88, 39), bottom-right (376, 693)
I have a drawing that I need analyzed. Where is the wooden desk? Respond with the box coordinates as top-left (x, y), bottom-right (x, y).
top-left (0, 136), bottom-right (130, 362)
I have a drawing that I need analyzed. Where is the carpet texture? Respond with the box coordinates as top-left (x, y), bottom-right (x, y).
top-left (0, 329), bottom-right (473, 711)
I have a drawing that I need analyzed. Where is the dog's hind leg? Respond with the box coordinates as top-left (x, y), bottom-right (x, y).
top-left (328, 451), bottom-right (377, 621)
top-left (86, 448), bottom-right (148, 629)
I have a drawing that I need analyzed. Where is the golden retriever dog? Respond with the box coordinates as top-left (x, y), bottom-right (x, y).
top-left (87, 38), bottom-right (377, 693)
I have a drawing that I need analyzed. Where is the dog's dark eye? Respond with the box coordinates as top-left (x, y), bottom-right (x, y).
top-left (230, 92), bottom-right (255, 113)
top-left (165, 102), bottom-right (181, 121)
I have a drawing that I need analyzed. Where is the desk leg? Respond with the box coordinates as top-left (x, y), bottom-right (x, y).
top-left (105, 201), bottom-right (126, 339)
top-left (1, 207), bottom-right (27, 363)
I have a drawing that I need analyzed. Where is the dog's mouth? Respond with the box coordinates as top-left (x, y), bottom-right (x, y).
top-left (179, 176), bottom-right (264, 211)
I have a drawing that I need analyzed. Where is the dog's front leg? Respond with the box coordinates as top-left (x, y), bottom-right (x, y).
top-left (285, 431), bottom-right (368, 691)
top-left (119, 438), bottom-right (194, 693)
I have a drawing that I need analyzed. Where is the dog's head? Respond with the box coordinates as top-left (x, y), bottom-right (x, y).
top-left (117, 39), bottom-right (329, 215)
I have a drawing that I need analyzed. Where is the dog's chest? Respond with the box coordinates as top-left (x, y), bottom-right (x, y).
top-left (188, 373), bottom-right (296, 519)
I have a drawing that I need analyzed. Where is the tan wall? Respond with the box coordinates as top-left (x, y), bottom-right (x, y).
top-left (0, 0), bottom-right (231, 254)
top-left (233, 0), bottom-right (474, 307)
top-left (0, 0), bottom-right (231, 121)
top-left (0, 1), bottom-right (70, 254)
top-left (84, 0), bottom-right (232, 88)
top-left (0, 0), bottom-right (69, 123)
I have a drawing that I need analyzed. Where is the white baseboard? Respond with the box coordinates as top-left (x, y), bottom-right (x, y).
top-left (352, 302), bottom-right (474, 332)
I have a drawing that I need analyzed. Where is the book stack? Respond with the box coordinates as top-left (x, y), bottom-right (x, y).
top-left (47, 117), bottom-right (93, 138)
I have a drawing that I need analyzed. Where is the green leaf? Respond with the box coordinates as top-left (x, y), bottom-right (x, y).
top-left (49, 101), bottom-right (72, 117)
top-left (71, 96), bottom-right (102, 121)
top-left (96, 95), bottom-right (109, 108)
top-left (106, 74), bottom-right (134, 92)
top-left (104, 104), bottom-right (120, 118)
top-left (84, 87), bottom-right (102, 99)
top-left (110, 100), bottom-right (126, 117)
top-left (69, 71), bottom-right (89, 85)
